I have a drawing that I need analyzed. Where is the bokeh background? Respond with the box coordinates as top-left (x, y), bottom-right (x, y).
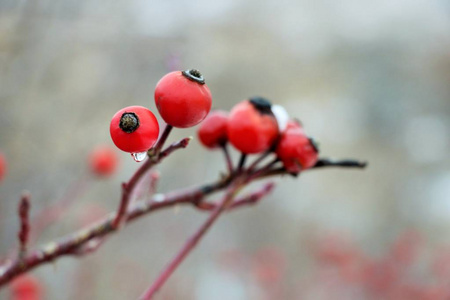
top-left (1, 1), bottom-right (450, 299)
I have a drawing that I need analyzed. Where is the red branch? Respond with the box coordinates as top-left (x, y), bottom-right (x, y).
top-left (195, 182), bottom-right (275, 211)
top-left (0, 157), bottom-right (365, 288)
top-left (0, 177), bottom-right (229, 286)
top-left (139, 180), bottom-right (245, 299)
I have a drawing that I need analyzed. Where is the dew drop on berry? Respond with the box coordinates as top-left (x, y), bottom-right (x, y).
top-left (131, 152), bottom-right (147, 162)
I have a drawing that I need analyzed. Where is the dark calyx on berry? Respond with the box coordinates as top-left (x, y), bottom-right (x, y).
top-left (308, 137), bottom-right (320, 153)
top-left (249, 96), bottom-right (273, 115)
top-left (182, 69), bottom-right (205, 85)
top-left (119, 112), bottom-right (140, 133)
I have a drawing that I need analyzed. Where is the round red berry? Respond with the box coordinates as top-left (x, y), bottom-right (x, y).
top-left (88, 146), bottom-right (119, 177)
top-left (154, 69), bottom-right (212, 128)
top-left (227, 97), bottom-right (279, 154)
top-left (197, 110), bottom-right (228, 148)
top-left (0, 152), bottom-right (6, 183)
top-left (275, 121), bottom-right (319, 174)
top-left (10, 275), bottom-right (43, 300)
top-left (110, 106), bottom-right (159, 153)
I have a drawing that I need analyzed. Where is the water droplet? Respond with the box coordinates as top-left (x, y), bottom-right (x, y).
top-left (131, 152), bottom-right (147, 162)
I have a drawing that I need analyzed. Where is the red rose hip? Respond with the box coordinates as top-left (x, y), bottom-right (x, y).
top-left (110, 106), bottom-right (159, 153)
top-left (227, 97), bottom-right (279, 154)
top-left (154, 69), bottom-right (212, 128)
top-left (197, 110), bottom-right (228, 148)
top-left (275, 121), bottom-right (319, 174)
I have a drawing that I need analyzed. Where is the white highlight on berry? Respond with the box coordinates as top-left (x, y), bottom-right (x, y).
top-left (271, 104), bottom-right (289, 131)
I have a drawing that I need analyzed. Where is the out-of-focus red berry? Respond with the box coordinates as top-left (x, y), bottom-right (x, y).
top-left (227, 97), bottom-right (279, 154)
top-left (314, 233), bottom-right (359, 267)
top-left (154, 69), bottom-right (212, 128)
top-left (0, 152), bottom-right (6, 183)
top-left (10, 275), bottom-right (43, 300)
top-left (389, 230), bottom-right (421, 266)
top-left (88, 146), bottom-right (119, 177)
top-left (252, 246), bottom-right (286, 285)
top-left (110, 106), bottom-right (160, 153)
top-left (198, 110), bottom-right (228, 148)
top-left (275, 120), bottom-right (318, 174)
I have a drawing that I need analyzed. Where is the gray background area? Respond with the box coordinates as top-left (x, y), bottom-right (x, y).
top-left (0, 1), bottom-right (450, 299)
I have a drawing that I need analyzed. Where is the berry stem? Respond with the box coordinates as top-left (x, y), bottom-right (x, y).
top-left (247, 151), bottom-right (272, 173)
top-left (250, 157), bottom-right (280, 180)
top-left (149, 124), bottom-right (173, 159)
top-left (237, 153), bottom-right (247, 173)
top-left (139, 181), bottom-right (242, 300)
top-left (220, 144), bottom-right (233, 174)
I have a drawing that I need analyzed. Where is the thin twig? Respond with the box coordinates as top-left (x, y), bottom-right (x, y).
top-left (195, 182), bottom-right (275, 211)
top-left (139, 181), bottom-right (243, 299)
top-left (313, 158), bottom-right (368, 169)
top-left (18, 192), bottom-right (31, 259)
top-left (158, 137), bottom-right (192, 159)
top-left (252, 157), bottom-right (367, 179)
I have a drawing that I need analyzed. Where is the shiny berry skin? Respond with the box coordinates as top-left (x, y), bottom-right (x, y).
top-left (110, 106), bottom-right (159, 153)
top-left (10, 275), bottom-right (43, 300)
top-left (275, 121), bottom-right (319, 174)
top-left (198, 110), bottom-right (228, 148)
top-left (88, 146), bottom-right (119, 177)
top-left (227, 98), bottom-right (279, 154)
top-left (0, 152), bottom-right (6, 183)
top-left (154, 69), bottom-right (212, 128)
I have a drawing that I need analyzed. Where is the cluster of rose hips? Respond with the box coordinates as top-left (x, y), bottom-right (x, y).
top-left (198, 97), bottom-right (319, 173)
top-left (109, 69), bottom-right (318, 174)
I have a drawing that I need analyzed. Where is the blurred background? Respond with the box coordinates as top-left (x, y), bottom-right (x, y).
top-left (0, 0), bottom-right (450, 299)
